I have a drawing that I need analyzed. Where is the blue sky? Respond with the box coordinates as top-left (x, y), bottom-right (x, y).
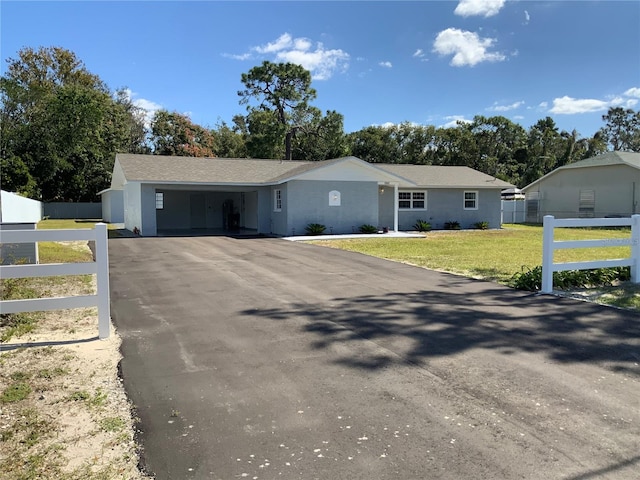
top-left (2, 1), bottom-right (639, 138)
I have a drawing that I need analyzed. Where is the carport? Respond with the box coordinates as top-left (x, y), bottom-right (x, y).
top-left (153, 184), bottom-right (261, 235)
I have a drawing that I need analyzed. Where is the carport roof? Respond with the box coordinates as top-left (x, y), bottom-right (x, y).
top-left (115, 154), bottom-right (315, 184)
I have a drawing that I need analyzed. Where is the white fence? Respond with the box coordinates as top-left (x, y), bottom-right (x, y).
top-left (541, 215), bottom-right (640, 294)
top-left (0, 224), bottom-right (110, 339)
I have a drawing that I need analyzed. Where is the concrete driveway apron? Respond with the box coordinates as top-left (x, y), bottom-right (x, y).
top-left (109, 236), bottom-right (640, 480)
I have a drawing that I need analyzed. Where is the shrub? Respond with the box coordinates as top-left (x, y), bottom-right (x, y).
top-left (474, 221), bottom-right (489, 230)
top-left (305, 223), bottom-right (326, 235)
top-left (509, 266), bottom-right (631, 291)
top-left (358, 224), bottom-right (378, 234)
top-left (444, 221), bottom-right (461, 230)
top-left (413, 220), bottom-right (432, 232)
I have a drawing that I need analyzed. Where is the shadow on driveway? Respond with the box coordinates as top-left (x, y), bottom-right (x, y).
top-left (244, 283), bottom-right (640, 375)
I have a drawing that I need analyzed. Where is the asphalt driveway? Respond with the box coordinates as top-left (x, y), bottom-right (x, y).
top-left (109, 236), bottom-right (640, 480)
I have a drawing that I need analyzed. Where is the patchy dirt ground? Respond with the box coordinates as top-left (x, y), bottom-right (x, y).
top-left (1, 270), bottom-right (151, 478)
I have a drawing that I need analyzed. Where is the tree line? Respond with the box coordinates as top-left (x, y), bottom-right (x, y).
top-left (1, 47), bottom-right (639, 202)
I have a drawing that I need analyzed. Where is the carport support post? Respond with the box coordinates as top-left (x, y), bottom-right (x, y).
top-left (393, 183), bottom-right (399, 232)
top-left (541, 215), bottom-right (554, 294)
top-left (631, 214), bottom-right (640, 283)
top-left (95, 223), bottom-right (111, 339)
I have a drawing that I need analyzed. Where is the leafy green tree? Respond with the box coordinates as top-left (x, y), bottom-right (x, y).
top-left (244, 109), bottom-right (286, 159)
top-left (211, 118), bottom-right (247, 158)
top-left (520, 117), bottom-right (565, 186)
top-left (291, 109), bottom-right (349, 161)
top-left (0, 156), bottom-right (36, 196)
top-left (150, 110), bottom-right (216, 157)
top-left (347, 125), bottom-right (398, 163)
top-left (238, 61), bottom-right (317, 160)
top-left (0, 46), bottom-right (147, 200)
top-left (599, 107), bottom-right (640, 152)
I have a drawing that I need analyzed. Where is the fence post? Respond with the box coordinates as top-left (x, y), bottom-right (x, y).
top-left (94, 223), bottom-right (111, 339)
top-left (541, 215), bottom-right (554, 293)
top-left (631, 215), bottom-right (640, 284)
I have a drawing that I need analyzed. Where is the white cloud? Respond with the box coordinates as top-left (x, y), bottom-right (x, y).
top-left (276, 46), bottom-right (349, 80)
top-left (121, 88), bottom-right (162, 128)
top-left (254, 33), bottom-right (295, 54)
top-left (524, 10), bottom-right (530, 24)
top-left (549, 95), bottom-right (638, 114)
top-left (222, 52), bottom-right (252, 61)
top-left (413, 48), bottom-right (429, 62)
top-left (243, 32), bottom-right (350, 80)
top-left (442, 115), bottom-right (472, 128)
top-left (454, 0), bottom-right (506, 18)
top-left (433, 28), bottom-right (505, 67)
top-left (379, 61), bottom-right (393, 68)
top-left (538, 101), bottom-right (548, 109)
top-left (488, 100), bottom-right (524, 112)
top-left (624, 87), bottom-right (640, 98)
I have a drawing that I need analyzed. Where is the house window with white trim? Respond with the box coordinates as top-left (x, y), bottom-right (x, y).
top-left (464, 191), bottom-right (478, 210)
top-left (155, 192), bottom-right (164, 209)
top-left (274, 189), bottom-right (282, 212)
top-left (398, 191), bottom-right (426, 210)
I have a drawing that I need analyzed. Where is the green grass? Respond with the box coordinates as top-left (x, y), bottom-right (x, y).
top-left (1, 381), bottom-right (32, 403)
top-left (1, 220), bottom-right (99, 342)
top-left (309, 224), bottom-right (633, 284)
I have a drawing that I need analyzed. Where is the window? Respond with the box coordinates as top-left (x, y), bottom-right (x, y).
top-left (579, 190), bottom-right (595, 218)
top-left (155, 192), bottom-right (164, 210)
top-left (274, 189), bottom-right (282, 212)
top-left (398, 191), bottom-right (426, 209)
top-left (526, 192), bottom-right (539, 222)
top-left (463, 191), bottom-right (478, 210)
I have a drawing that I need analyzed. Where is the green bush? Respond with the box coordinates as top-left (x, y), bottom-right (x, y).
top-left (510, 266), bottom-right (631, 291)
top-left (413, 220), bottom-right (432, 232)
top-left (305, 223), bottom-right (326, 235)
top-left (444, 221), bottom-right (461, 230)
top-left (358, 224), bottom-right (378, 234)
top-left (474, 221), bottom-right (489, 230)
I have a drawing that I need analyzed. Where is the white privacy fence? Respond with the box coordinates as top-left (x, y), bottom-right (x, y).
top-left (541, 215), bottom-right (640, 294)
top-left (0, 223), bottom-right (110, 339)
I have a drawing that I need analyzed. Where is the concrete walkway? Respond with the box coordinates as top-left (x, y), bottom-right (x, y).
top-left (109, 236), bottom-right (640, 480)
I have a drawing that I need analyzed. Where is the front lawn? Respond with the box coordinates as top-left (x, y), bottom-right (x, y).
top-left (309, 224), bottom-right (632, 284)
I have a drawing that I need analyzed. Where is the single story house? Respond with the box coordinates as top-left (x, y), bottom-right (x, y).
top-left (522, 151), bottom-right (640, 223)
top-left (0, 190), bottom-right (43, 264)
top-left (100, 154), bottom-right (513, 237)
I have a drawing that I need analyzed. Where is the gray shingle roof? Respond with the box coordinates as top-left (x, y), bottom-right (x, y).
top-left (556, 151), bottom-right (640, 170)
top-left (522, 151), bottom-right (640, 190)
top-left (115, 154), bottom-right (311, 184)
top-left (114, 154), bottom-right (514, 189)
top-left (377, 164), bottom-right (514, 188)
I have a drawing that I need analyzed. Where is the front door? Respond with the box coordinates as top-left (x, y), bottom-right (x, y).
top-left (190, 193), bottom-right (206, 229)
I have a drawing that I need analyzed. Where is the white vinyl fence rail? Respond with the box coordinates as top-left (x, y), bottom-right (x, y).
top-left (0, 223), bottom-right (110, 339)
top-left (541, 215), bottom-right (640, 294)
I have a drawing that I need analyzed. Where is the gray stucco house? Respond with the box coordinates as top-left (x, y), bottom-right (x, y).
top-left (522, 151), bottom-right (640, 223)
top-left (100, 154), bottom-right (513, 236)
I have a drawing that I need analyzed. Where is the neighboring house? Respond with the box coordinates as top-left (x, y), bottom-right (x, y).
top-left (0, 190), bottom-right (43, 264)
top-left (522, 151), bottom-right (640, 223)
top-left (100, 154), bottom-right (513, 237)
